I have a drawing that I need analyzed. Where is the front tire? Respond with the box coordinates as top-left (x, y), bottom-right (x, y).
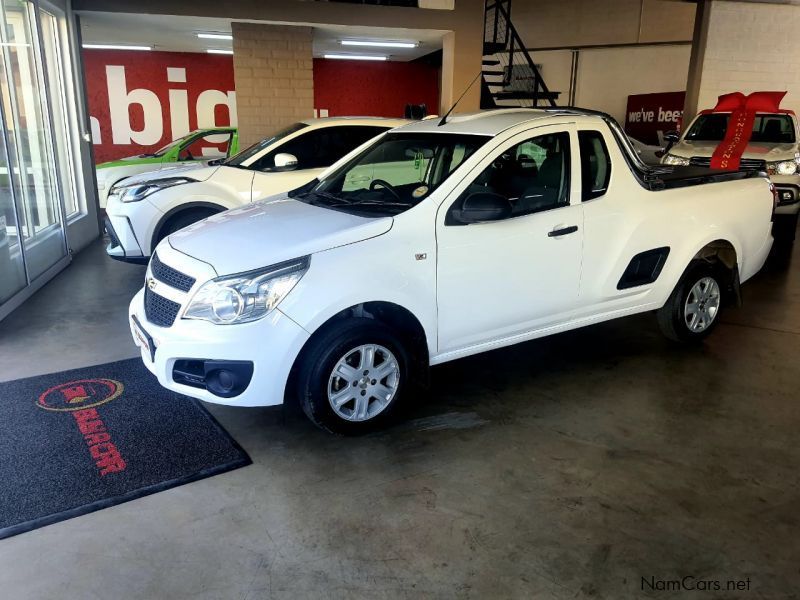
top-left (295, 318), bottom-right (410, 434)
top-left (657, 261), bottom-right (724, 343)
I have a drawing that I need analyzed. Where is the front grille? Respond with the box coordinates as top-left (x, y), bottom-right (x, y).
top-left (151, 252), bottom-right (196, 292)
top-left (689, 156), bottom-right (766, 171)
top-left (144, 286), bottom-right (181, 327)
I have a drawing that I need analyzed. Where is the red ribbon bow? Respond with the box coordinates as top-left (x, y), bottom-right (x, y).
top-left (710, 91), bottom-right (787, 170)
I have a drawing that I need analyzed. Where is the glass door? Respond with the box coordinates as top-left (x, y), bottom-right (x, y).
top-left (0, 0), bottom-right (67, 284)
top-left (0, 104), bottom-right (25, 304)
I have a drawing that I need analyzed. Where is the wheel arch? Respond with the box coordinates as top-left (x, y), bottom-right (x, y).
top-left (151, 201), bottom-right (227, 251)
top-left (685, 237), bottom-right (742, 306)
top-left (285, 300), bottom-right (431, 402)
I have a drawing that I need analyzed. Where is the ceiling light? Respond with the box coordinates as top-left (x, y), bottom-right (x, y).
top-left (323, 54), bottom-right (387, 61)
top-left (341, 40), bottom-right (417, 49)
top-left (207, 49), bottom-right (233, 55)
top-left (197, 33), bottom-right (233, 40)
top-left (82, 44), bottom-right (151, 51)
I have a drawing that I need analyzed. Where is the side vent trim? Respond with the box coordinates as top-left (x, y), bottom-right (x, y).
top-left (617, 247), bottom-right (670, 290)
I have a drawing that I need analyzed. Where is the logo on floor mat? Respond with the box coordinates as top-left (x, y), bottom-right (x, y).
top-left (36, 378), bottom-right (124, 412)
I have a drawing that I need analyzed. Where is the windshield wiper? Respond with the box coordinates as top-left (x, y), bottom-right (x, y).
top-left (301, 190), bottom-right (346, 205)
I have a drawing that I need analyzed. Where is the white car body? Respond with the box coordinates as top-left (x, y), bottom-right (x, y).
top-left (128, 108), bottom-right (774, 423)
top-left (94, 128), bottom-right (237, 208)
top-left (105, 117), bottom-right (408, 263)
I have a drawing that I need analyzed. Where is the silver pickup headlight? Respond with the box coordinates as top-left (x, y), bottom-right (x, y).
top-left (183, 256), bottom-right (310, 325)
top-left (114, 177), bottom-right (196, 203)
top-left (662, 154), bottom-right (690, 167)
top-left (767, 159), bottom-right (799, 176)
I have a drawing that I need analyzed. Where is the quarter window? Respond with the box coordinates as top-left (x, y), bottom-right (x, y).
top-left (179, 131), bottom-right (233, 161)
top-left (578, 131), bottom-right (611, 201)
top-left (449, 131), bottom-right (571, 222)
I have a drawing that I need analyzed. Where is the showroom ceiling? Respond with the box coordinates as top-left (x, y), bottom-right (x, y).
top-left (78, 12), bottom-right (445, 60)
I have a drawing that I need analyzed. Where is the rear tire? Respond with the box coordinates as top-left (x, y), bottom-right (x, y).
top-left (295, 318), bottom-right (411, 435)
top-left (657, 261), bottom-right (724, 343)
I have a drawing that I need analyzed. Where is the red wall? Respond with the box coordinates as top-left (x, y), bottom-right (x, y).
top-left (313, 58), bottom-right (439, 118)
top-left (83, 50), bottom-right (236, 163)
top-left (84, 51), bottom-right (441, 163)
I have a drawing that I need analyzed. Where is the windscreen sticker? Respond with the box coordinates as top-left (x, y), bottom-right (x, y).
top-left (412, 185), bottom-right (429, 199)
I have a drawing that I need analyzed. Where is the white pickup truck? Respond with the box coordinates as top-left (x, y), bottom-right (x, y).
top-left (129, 108), bottom-right (774, 434)
top-left (663, 109), bottom-right (800, 241)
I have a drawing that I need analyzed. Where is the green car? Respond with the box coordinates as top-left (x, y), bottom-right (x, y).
top-left (94, 127), bottom-right (238, 208)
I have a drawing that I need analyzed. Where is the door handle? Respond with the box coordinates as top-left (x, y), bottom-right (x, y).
top-left (548, 225), bottom-right (578, 238)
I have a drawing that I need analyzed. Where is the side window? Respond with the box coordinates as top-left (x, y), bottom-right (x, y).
top-left (578, 131), bottom-right (611, 201)
top-left (253, 125), bottom-right (388, 171)
top-left (179, 132), bottom-right (233, 161)
top-left (448, 131), bottom-right (570, 223)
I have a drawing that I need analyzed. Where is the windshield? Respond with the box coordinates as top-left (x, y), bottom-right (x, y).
top-left (296, 132), bottom-right (490, 216)
top-left (685, 113), bottom-right (796, 143)
top-left (149, 134), bottom-right (191, 157)
top-left (225, 122), bottom-right (308, 166)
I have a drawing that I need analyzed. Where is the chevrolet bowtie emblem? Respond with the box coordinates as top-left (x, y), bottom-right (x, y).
top-left (147, 277), bottom-right (157, 290)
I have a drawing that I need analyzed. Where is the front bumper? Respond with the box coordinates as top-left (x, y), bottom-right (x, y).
top-left (105, 195), bottom-right (163, 261)
top-left (128, 271), bottom-right (310, 407)
top-left (104, 216), bottom-right (148, 264)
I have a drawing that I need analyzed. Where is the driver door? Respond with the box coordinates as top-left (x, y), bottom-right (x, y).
top-left (436, 125), bottom-right (584, 354)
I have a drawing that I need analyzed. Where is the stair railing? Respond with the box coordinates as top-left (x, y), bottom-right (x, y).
top-left (484, 0), bottom-right (557, 107)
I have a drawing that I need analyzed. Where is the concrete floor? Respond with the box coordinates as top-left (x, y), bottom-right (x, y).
top-left (1, 238), bottom-right (799, 599)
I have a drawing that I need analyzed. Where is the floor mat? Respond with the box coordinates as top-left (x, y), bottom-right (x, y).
top-left (0, 358), bottom-right (251, 539)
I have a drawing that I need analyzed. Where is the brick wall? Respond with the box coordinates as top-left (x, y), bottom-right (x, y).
top-left (231, 22), bottom-right (314, 148)
top-left (697, 1), bottom-right (800, 114)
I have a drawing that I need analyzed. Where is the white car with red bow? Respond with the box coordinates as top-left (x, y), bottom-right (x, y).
top-left (662, 108), bottom-right (800, 242)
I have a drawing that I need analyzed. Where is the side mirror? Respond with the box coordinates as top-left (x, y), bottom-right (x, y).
top-left (455, 192), bottom-right (512, 224)
top-left (272, 153), bottom-right (298, 172)
top-left (663, 130), bottom-right (680, 153)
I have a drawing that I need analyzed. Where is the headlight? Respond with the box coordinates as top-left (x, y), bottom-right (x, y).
top-left (767, 159), bottom-right (799, 176)
top-left (183, 256), bottom-right (310, 325)
top-left (114, 177), bottom-right (196, 203)
top-left (662, 154), bottom-right (690, 166)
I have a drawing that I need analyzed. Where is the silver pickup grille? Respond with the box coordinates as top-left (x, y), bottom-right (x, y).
top-left (689, 157), bottom-right (766, 171)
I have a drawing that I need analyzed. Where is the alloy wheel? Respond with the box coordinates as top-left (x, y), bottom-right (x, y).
top-left (327, 344), bottom-right (400, 422)
top-left (684, 276), bottom-right (721, 333)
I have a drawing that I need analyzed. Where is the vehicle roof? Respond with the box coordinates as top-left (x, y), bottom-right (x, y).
top-left (393, 108), bottom-right (601, 136)
top-left (696, 109), bottom-right (797, 117)
top-left (189, 126), bottom-right (236, 133)
top-left (299, 116), bottom-right (411, 128)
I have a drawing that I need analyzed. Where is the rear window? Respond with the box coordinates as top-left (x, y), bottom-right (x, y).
top-left (685, 113), bottom-right (795, 143)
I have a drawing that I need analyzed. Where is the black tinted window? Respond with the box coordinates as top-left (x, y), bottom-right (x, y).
top-left (451, 131), bottom-right (570, 221)
top-left (578, 131), bottom-right (611, 201)
top-left (255, 125), bottom-right (389, 171)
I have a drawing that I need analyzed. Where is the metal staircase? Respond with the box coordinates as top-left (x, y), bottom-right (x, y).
top-left (482, 0), bottom-right (559, 109)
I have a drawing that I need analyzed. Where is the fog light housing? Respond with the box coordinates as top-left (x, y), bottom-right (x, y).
top-left (172, 359), bottom-right (254, 398)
